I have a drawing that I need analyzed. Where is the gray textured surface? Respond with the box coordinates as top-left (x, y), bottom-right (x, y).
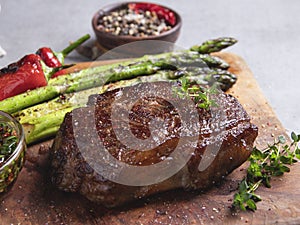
top-left (0, 0), bottom-right (299, 133)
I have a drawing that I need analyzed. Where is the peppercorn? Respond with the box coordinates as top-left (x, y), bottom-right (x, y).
top-left (97, 4), bottom-right (174, 37)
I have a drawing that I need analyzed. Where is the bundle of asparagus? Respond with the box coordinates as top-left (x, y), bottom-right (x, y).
top-left (0, 37), bottom-right (238, 144)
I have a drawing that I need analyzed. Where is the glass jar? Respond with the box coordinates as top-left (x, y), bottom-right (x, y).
top-left (0, 110), bottom-right (26, 193)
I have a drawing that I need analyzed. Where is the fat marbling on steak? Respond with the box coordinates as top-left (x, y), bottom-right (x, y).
top-left (50, 81), bottom-right (258, 207)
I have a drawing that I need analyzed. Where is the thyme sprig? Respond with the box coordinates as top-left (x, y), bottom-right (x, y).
top-left (174, 77), bottom-right (218, 110)
top-left (232, 132), bottom-right (300, 211)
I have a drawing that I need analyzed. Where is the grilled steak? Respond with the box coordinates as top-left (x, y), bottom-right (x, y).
top-left (50, 82), bottom-right (258, 207)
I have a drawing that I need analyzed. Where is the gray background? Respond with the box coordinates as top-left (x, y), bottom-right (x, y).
top-left (0, 0), bottom-right (299, 134)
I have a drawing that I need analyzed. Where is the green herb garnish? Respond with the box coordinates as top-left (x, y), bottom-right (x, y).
top-left (174, 77), bottom-right (218, 110)
top-left (232, 132), bottom-right (300, 211)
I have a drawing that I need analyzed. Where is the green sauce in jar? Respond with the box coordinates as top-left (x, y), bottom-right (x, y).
top-left (0, 110), bottom-right (26, 193)
top-left (0, 123), bottom-right (18, 167)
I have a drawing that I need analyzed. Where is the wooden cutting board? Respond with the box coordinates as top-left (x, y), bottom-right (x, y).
top-left (1, 52), bottom-right (299, 225)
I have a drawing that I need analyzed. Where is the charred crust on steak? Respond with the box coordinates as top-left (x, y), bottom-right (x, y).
top-left (50, 82), bottom-right (258, 207)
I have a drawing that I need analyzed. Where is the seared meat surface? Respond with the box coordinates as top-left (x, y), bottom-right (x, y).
top-left (50, 82), bottom-right (258, 207)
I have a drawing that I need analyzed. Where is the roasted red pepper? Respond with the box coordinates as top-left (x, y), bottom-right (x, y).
top-left (0, 34), bottom-right (90, 101)
top-left (128, 3), bottom-right (176, 26)
top-left (0, 54), bottom-right (47, 101)
top-left (36, 47), bottom-right (62, 68)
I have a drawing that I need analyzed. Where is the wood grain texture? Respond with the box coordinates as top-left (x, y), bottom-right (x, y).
top-left (0, 52), bottom-right (298, 225)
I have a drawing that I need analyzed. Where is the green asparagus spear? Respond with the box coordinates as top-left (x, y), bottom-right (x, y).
top-left (0, 85), bottom-right (67, 114)
top-left (199, 54), bottom-right (229, 69)
top-left (1, 37), bottom-right (237, 121)
top-left (22, 107), bottom-right (75, 144)
top-left (0, 51), bottom-right (232, 114)
top-left (190, 37), bottom-right (238, 54)
top-left (181, 67), bottom-right (237, 90)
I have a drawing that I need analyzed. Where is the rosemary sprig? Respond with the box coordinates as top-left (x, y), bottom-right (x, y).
top-left (232, 132), bottom-right (300, 211)
top-left (174, 77), bottom-right (218, 110)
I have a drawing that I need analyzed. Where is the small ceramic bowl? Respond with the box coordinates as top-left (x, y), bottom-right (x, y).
top-left (0, 110), bottom-right (26, 193)
top-left (92, 2), bottom-right (182, 51)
